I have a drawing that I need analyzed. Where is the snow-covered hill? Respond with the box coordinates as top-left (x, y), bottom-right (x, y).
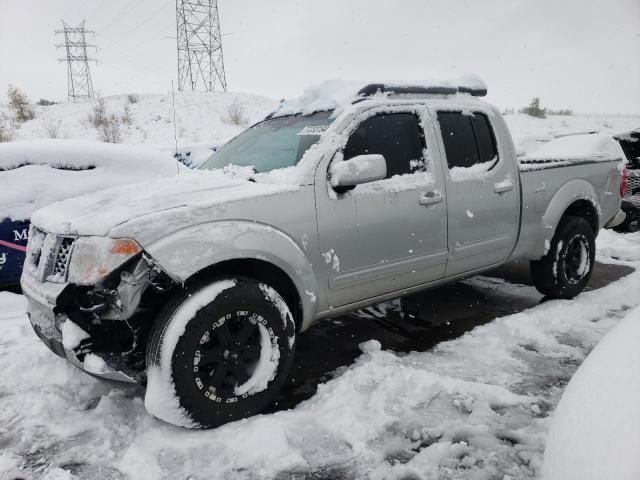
top-left (1, 91), bottom-right (279, 151)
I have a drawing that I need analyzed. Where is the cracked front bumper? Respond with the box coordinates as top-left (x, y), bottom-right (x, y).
top-left (24, 286), bottom-right (137, 384)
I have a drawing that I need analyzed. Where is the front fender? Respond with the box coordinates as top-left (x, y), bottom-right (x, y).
top-left (142, 221), bottom-right (319, 330)
top-left (535, 179), bottom-right (600, 258)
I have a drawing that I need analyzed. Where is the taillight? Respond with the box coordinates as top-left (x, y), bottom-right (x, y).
top-left (620, 164), bottom-right (628, 197)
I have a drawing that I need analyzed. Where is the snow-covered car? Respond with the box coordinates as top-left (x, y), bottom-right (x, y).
top-left (614, 128), bottom-right (640, 232)
top-left (0, 140), bottom-right (181, 287)
top-left (542, 305), bottom-right (640, 480)
top-left (21, 79), bottom-right (627, 428)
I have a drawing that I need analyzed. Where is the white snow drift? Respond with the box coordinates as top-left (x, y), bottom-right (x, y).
top-left (0, 139), bottom-right (181, 221)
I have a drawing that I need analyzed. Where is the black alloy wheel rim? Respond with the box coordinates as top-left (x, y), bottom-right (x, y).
top-left (564, 235), bottom-right (589, 284)
top-left (195, 311), bottom-right (262, 398)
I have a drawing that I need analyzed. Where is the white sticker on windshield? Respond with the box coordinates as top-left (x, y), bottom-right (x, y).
top-left (297, 125), bottom-right (329, 136)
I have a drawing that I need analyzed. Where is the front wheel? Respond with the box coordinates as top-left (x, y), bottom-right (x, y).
top-left (530, 216), bottom-right (595, 299)
top-left (145, 276), bottom-right (296, 428)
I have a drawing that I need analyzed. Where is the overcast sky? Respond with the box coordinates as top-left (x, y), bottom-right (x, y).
top-left (1, 0), bottom-right (639, 114)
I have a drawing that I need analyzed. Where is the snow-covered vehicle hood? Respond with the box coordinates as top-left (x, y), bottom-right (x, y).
top-left (30, 170), bottom-right (299, 241)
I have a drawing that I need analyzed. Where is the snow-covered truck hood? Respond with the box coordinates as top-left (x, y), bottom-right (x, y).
top-left (30, 170), bottom-right (299, 241)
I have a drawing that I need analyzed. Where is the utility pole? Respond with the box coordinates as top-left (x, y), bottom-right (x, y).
top-left (55, 20), bottom-right (97, 101)
top-left (176, 0), bottom-right (227, 92)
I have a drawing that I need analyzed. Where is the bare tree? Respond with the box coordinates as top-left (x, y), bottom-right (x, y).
top-left (225, 99), bottom-right (248, 126)
top-left (7, 85), bottom-right (35, 122)
top-left (520, 97), bottom-right (546, 119)
top-left (43, 120), bottom-right (63, 138)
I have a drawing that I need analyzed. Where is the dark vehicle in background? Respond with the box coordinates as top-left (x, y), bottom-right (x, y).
top-left (614, 129), bottom-right (640, 232)
top-left (0, 218), bottom-right (30, 288)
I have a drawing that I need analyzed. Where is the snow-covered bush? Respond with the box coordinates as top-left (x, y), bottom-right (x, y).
top-left (98, 114), bottom-right (122, 143)
top-left (43, 120), bottom-right (63, 139)
top-left (7, 85), bottom-right (34, 122)
top-left (225, 99), bottom-right (248, 126)
top-left (36, 98), bottom-right (56, 106)
top-left (127, 94), bottom-right (139, 104)
top-left (121, 104), bottom-right (133, 126)
top-left (88, 94), bottom-right (107, 128)
top-left (0, 112), bottom-right (16, 142)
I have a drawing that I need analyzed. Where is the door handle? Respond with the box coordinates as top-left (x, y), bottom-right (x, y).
top-left (494, 180), bottom-right (514, 194)
top-left (419, 191), bottom-right (444, 206)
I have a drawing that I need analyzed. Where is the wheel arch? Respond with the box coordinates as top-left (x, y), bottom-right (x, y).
top-left (185, 258), bottom-right (304, 332)
top-left (143, 220), bottom-right (319, 331)
top-left (535, 179), bottom-right (601, 258)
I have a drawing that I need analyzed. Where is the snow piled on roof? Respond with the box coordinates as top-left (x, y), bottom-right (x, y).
top-left (0, 139), bottom-right (177, 171)
top-left (0, 140), bottom-right (180, 220)
top-left (524, 133), bottom-right (625, 161)
top-left (272, 75), bottom-right (487, 117)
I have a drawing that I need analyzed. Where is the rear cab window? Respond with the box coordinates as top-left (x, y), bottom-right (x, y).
top-left (437, 111), bottom-right (499, 176)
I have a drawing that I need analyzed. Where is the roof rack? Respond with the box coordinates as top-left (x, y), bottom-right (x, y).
top-left (357, 83), bottom-right (487, 98)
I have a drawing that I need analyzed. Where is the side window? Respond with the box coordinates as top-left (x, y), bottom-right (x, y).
top-left (343, 113), bottom-right (425, 178)
top-left (437, 111), bottom-right (498, 169)
top-left (437, 112), bottom-right (479, 169)
top-left (471, 113), bottom-right (498, 164)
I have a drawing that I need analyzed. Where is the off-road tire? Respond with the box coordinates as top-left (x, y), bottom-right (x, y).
top-left (146, 276), bottom-right (296, 428)
top-left (530, 216), bottom-right (595, 299)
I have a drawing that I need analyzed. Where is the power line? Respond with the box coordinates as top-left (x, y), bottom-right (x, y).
top-left (176, 0), bottom-right (227, 92)
top-left (55, 20), bottom-right (98, 101)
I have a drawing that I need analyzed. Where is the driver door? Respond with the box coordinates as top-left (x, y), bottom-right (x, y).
top-left (314, 108), bottom-right (448, 309)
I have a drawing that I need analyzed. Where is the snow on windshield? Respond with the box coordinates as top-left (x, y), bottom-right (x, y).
top-left (200, 111), bottom-right (334, 173)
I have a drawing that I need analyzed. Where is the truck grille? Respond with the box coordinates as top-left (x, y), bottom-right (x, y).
top-left (49, 237), bottom-right (75, 282)
top-left (627, 170), bottom-right (640, 208)
top-left (27, 228), bottom-right (76, 283)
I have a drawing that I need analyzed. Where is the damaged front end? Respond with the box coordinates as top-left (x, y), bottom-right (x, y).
top-left (22, 229), bottom-right (178, 384)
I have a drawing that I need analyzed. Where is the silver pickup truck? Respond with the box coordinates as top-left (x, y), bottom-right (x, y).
top-left (21, 80), bottom-right (626, 428)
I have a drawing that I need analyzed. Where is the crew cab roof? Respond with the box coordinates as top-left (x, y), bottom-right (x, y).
top-left (270, 76), bottom-right (488, 118)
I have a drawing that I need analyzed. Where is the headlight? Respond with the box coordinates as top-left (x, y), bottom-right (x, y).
top-left (67, 237), bottom-right (142, 285)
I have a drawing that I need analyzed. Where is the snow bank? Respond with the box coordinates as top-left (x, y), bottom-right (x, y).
top-left (542, 305), bottom-right (640, 480)
top-left (0, 140), bottom-right (180, 220)
top-left (0, 91), bottom-right (278, 149)
top-left (525, 133), bottom-right (625, 161)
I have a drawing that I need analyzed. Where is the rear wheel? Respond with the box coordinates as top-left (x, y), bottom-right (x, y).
top-left (530, 216), bottom-right (595, 299)
top-left (145, 276), bottom-right (296, 428)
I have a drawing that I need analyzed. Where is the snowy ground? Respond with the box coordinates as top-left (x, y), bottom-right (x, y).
top-left (0, 230), bottom-right (639, 480)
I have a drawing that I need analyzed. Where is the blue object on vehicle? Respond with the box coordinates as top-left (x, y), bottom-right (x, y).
top-left (0, 218), bottom-right (30, 288)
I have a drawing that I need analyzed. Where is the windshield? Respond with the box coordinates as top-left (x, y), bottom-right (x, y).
top-left (200, 111), bottom-right (334, 173)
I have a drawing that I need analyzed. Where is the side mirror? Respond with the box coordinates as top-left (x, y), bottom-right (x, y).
top-left (330, 154), bottom-right (387, 192)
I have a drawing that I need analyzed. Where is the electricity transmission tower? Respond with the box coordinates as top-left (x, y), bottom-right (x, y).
top-left (55, 20), bottom-right (97, 101)
top-left (176, 0), bottom-right (227, 92)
